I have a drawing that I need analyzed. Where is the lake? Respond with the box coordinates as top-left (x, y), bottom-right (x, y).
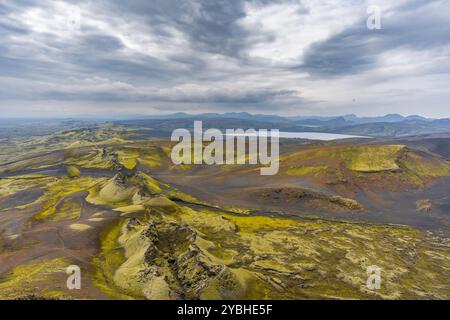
top-left (226, 131), bottom-right (370, 141)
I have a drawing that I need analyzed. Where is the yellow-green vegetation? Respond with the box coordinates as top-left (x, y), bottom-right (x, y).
top-left (52, 127), bottom-right (131, 149)
top-left (182, 210), bottom-right (449, 299)
top-left (89, 217), bottom-right (105, 222)
top-left (65, 148), bottom-right (111, 169)
top-left (0, 153), bottom-right (63, 175)
top-left (180, 207), bottom-right (238, 233)
top-left (0, 258), bottom-right (70, 299)
top-left (98, 178), bottom-right (138, 204)
top-left (113, 219), bottom-right (154, 297)
top-left (283, 145), bottom-right (404, 172)
top-left (143, 196), bottom-right (178, 213)
top-left (2, 129), bottom-right (450, 300)
top-left (343, 145), bottom-right (404, 172)
top-left (49, 198), bottom-right (81, 221)
top-left (0, 174), bottom-right (56, 200)
top-left (70, 223), bottom-right (92, 231)
top-left (400, 152), bottom-right (450, 186)
top-left (166, 189), bottom-right (251, 214)
top-left (138, 173), bottom-right (163, 194)
top-left (329, 196), bottom-right (365, 211)
top-left (221, 205), bottom-right (252, 215)
top-left (117, 150), bottom-right (139, 170)
top-left (138, 158), bottom-right (161, 167)
top-left (92, 198), bottom-right (449, 299)
top-left (87, 173), bottom-right (162, 206)
top-left (137, 146), bottom-right (168, 168)
top-left (87, 178), bottom-right (130, 206)
top-left (99, 208), bottom-right (264, 300)
top-left (114, 204), bottom-right (145, 215)
top-left (0, 126), bottom-right (132, 173)
top-left (285, 165), bottom-right (328, 176)
top-left (223, 213), bottom-right (299, 232)
top-left (92, 220), bottom-right (137, 299)
top-left (281, 144), bottom-right (450, 189)
top-left (66, 165), bottom-right (81, 178)
top-left (166, 189), bottom-right (209, 205)
top-left (32, 177), bottom-right (100, 220)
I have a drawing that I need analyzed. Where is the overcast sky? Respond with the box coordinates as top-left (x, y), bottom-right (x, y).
top-left (1, 0), bottom-right (449, 118)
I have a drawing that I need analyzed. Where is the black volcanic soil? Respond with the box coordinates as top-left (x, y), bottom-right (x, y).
top-left (151, 165), bottom-right (450, 231)
top-left (147, 136), bottom-right (450, 230)
top-left (0, 189), bottom-right (44, 208)
top-left (0, 165), bottom-right (113, 178)
top-left (393, 134), bottom-right (450, 160)
top-left (0, 191), bottom-right (119, 299)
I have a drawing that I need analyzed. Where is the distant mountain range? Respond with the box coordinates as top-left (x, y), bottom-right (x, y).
top-left (132, 112), bottom-right (434, 124)
top-left (118, 112), bottom-right (450, 138)
top-left (3, 112), bottom-right (448, 138)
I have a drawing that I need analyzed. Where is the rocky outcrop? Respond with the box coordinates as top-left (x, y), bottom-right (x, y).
top-left (416, 199), bottom-right (432, 213)
top-left (114, 217), bottom-right (245, 300)
top-left (255, 187), bottom-right (365, 212)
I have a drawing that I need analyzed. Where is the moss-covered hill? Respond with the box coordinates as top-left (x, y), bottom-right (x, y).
top-left (92, 196), bottom-right (450, 300)
top-left (280, 144), bottom-right (450, 192)
top-left (1, 164), bottom-right (448, 300)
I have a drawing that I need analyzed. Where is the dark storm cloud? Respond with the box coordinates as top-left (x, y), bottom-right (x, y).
top-left (42, 87), bottom-right (298, 105)
top-left (0, 21), bottom-right (28, 36)
top-left (300, 0), bottom-right (450, 76)
top-left (0, 0), bottom-right (449, 117)
top-left (102, 0), bottom-right (264, 58)
top-left (80, 35), bottom-right (125, 52)
top-left (201, 89), bottom-right (297, 104)
top-left (0, 0), bottom-right (274, 105)
top-left (178, 0), bottom-right (249, 57)
top-left (0, 56), bottom-right (60, 79)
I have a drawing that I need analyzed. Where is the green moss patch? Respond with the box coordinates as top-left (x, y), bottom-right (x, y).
top-left (285, 165), bottom-right (328, 176)
top-left (0, 258), bottom-right (70, 299)
top-left (66, 165), bottom-right (81, 178)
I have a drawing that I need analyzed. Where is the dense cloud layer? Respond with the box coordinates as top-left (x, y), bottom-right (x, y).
top-left (0, 0), bottom-right (449, 117)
